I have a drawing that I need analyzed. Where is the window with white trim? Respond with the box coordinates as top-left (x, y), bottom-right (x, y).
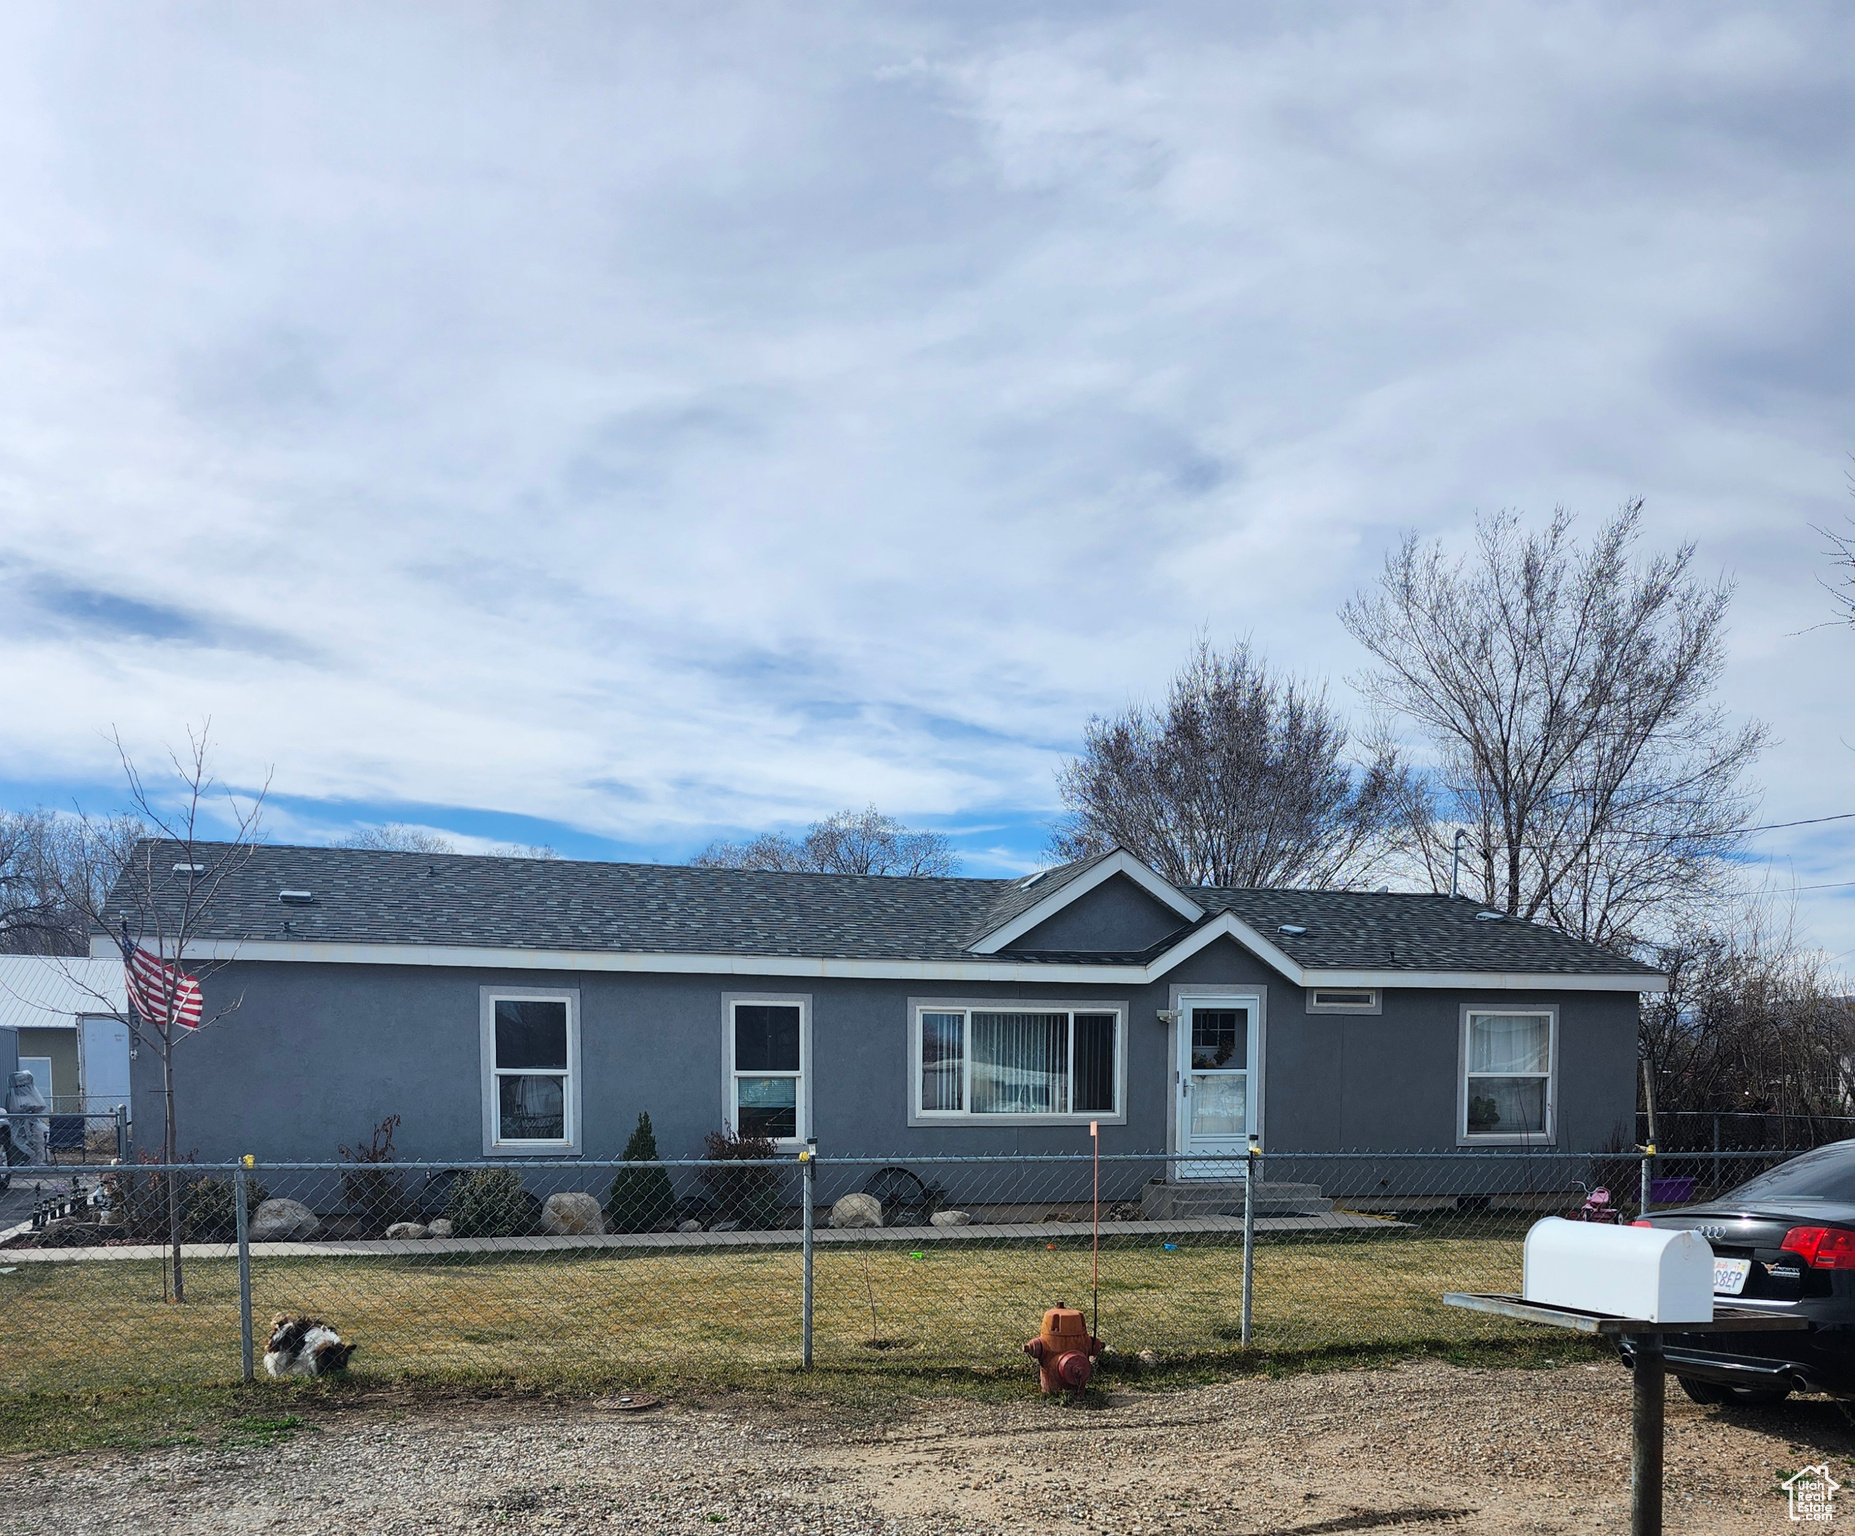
top-left (1307, 988), bottom-right (1379, 1014)
top-left (914, 1006), bottom-right (1121, 1121)
top-left (1462, 1009), bottom-right (1554, 1141)
top-left (730, 1000), bottom-right (807, 1143)
top-left (482, 991), bottom-right (579, 1150)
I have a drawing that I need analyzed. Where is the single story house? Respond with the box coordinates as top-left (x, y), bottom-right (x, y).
top-left (0, 957), bottom-right (132, 1113)
top-left (95, 842), bottom-right (1664, 1180)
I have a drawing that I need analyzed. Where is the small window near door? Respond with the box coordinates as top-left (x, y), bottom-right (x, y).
top-left (1307, 988), bottom-right (1380, 1014)
top-left (731, 1001), bottom-right (807, 1143)
top-left (481, 990), bottom-right (580, 1153)
top-left (1461, 1008), bottom-right (1555, 1143)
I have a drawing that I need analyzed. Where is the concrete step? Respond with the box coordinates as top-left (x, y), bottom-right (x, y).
top-left (1140, 1179), bottom-right (1332, 1219)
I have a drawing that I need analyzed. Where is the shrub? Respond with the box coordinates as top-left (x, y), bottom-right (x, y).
top-left (699, 1125), bottom-right (787, 1230)
top-left (181, 1174), bottom-right (269, 1241)
top-left (445, 1167), bottom-right (534, 1237)
top-left (339, 1114), bottom-right (408, 1228)
top-left (606, 1112), bottom-right (676, 1233)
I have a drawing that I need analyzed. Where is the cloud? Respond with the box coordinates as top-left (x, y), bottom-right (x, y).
top-left (0, 2), bottom-right (1849, 944)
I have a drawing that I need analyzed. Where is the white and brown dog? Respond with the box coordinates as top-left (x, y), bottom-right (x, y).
top-left (263, 1314), bottom-right (357, 1378)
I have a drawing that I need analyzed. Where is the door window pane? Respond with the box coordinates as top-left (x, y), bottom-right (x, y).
top-left (498, 1073), bottom-right (565, 1140)
top-left (735, 1005), bottom-right (802, 1071)
top-left (1191, 1009), bottom-right (1245, 1070)
top-left (1466, 1077), bottom-right (1547, 1135)
top-left (971, 1012), bottom-right (1068, 1114)
top-left (495, 1000), bottom-right (568, 1070)
top-left (736, 1076), bottom-right (798, 1140)
top-left (921, 1012), bottom-right (964, 1112)
top-left (1074, 1014), bottom-right (1116, 1114)
top-left (1191, 1073), bottom-right (1247, 1138)
top-left (1468, 1014), bottom-right (1549, 1074)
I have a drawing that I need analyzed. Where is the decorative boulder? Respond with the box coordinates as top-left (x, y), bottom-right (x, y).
top-left (676, 1219), bottom-right (704, 1233)
top-left (930, 1209), bottom-right (972, 1227)
top-left (830, 1193), bottom-right (883, 1229)
top-left (385, 1221), bottom-right (429, 1240)
top-left (249, 1198), bottom-right (320, 1242)
top-left (426, 1218), bottom-right (454, 1238)
top-left (540, 1192), bottom-right (606, 1236)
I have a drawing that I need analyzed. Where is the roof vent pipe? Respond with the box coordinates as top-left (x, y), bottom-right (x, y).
top-left (1450, 828), bottom-right (1467, 900)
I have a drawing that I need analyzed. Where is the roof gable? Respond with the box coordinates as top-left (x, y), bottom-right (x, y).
top-left (965, 850), bottom-right (1203, 954)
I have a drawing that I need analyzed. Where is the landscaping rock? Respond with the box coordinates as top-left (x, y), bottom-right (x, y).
top-left (710, 1219), bottom-right (741, 1233)
top-left (385, 1221), bottom-right (429, 1240)
top-left (676, 1219), bottom-right (703, 1233)
top-left (249, 1198), bottom-right (320, 1242)
top-left (426, 1218), bottom-right (454, 1238)
top-left (930, 1209), bottom-right (972, 1227)
top-left (540, 1192), bottom-right (606, 1236)
top-left (1136, 1349), bottom-right (1160, 1372)
top-left (830, 1193), bottom-right (883, 1229)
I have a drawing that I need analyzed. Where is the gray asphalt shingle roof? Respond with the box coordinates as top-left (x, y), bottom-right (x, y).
top-left (104, 841), bottom-right (1658, 977)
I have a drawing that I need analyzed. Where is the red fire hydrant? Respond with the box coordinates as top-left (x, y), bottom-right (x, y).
top-left (1024, 1304), bottom-right (1104, 1393)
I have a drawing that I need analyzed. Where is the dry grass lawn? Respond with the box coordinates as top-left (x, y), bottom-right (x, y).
top-left (0, 1230), bottom-right (1529, 1394)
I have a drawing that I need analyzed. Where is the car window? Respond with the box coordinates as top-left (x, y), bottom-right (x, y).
top-left (1720, 1143), bottom-right (1855, 1203)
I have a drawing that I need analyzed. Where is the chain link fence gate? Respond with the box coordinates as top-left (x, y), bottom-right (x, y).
top-left (0, 1144), bottom-right (1806, 1395)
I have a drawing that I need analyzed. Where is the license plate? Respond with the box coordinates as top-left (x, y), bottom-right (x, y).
top-left (1714, 1257), bottom-right (1751, 1295)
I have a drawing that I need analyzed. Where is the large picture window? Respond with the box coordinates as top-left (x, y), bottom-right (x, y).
top-left (729, 999), bottom-right (808, 1144)
top-left (1461, 1007), bottom-right (1555, 1144)
top-left (912, 1005), bottom-right (1122, 1122)
top-left (480, 989), bottom-right (580, 1153)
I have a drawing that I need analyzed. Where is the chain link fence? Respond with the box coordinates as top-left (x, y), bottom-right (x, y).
top-left (0, 1144), bottom-right (1803, 1395)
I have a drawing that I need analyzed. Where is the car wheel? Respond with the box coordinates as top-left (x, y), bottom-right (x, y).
top-left (1677, 1376), bottom-right (1791, 1407)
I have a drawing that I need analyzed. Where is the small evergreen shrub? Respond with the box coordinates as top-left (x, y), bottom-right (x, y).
top-left (181, 1174), bottom-right (269, 1241)
top-left (606, 1112), bottom-right (676, 1233)
top-left (445, 1167), bottom-right (534, 1237)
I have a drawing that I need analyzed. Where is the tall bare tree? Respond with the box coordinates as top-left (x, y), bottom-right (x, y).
top-left (1640, 892), bottom-right (1855, 1141)
top-left (1342, 503), bottom-right (1765, 952)
top-left (694, 805), bottom-right (959, 877)
top-left (0, 809), bottom-right (144, 955)
top-left (340, 823), bottom-right (457, 853)
top-left (66, 725), bottom-right (268, 1302)
top-left (1050, 638), bottom-right (1410, 889)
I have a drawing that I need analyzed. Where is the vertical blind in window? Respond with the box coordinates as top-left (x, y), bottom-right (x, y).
top-left (918, 1008), bottom-right (1118, 1117)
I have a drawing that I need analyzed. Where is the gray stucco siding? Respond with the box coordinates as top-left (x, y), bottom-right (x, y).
top-left (129, 946), bottom-right (1639, 1178)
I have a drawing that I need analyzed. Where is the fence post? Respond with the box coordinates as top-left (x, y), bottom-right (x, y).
top-left (800, 1139), bottom-right (816, 1370)
top-left (114, 1104), bottom-right (128, 1162)
top-left (1712, 1115), bottom-right (1721, 1191)
top-left (235, 1155), bottom-right (255, 1383)
top-left (1241, 1136), bottom-right (1258, 1346)
top-left (1638, 1143), bottom-right (1655, 1219)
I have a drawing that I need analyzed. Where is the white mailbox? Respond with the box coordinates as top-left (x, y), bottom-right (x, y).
top-left (1522, 1217), bottom-right (1715, 1324)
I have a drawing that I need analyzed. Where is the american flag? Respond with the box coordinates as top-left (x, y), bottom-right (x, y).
top-left (117, 925), bottom-right (204, 1030)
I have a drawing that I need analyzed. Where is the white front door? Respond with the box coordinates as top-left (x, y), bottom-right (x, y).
top-left (1176, 996), bottom-right (1260, 1176)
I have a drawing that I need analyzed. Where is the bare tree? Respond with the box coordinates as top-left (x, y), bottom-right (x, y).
top-left (1050, 638), bottom-right (1410, 888)
top-left (694, 806), bottom-right (960, 877)
top-left (340, 823), bottom-right (456, 854)
top-left (0, 809), bottom-right (144, 955)
top-left (1342, 503), bottom-right (1765, 952)
top-left (65, 725), bottom-right (269, 1302)
top-left (1640, 891), bottom-right (1855, 1139)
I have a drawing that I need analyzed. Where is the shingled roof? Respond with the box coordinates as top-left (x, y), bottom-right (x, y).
top-left (103, 840), bottom-right (1661, 983)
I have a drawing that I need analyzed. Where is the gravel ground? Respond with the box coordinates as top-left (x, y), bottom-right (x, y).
top-left (5, 1359), bottom-right (1853, 1534)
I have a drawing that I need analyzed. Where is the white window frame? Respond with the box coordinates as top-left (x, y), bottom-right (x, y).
top-left (907, 1000), bottom-right (1127, 1126)
top-left (1457, 1003), bottom-right (1557, 1146)
top-left (1306, 988), bottom-right (1381, 1015)
top-left (723, 993), bottom-right (811, 1148)
top-left (480, 987), bottom-right (582, 1156)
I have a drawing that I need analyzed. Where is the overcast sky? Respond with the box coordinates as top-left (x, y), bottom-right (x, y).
top-left (1, 4), bottom-right (1851, 946)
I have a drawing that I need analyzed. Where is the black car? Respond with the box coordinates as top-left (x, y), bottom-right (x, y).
top-left (1635, 1139), bottom-right (1855, 1404)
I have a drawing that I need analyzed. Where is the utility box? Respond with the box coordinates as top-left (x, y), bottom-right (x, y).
top-left (1523, 1216), bottom-right (1714, 1324)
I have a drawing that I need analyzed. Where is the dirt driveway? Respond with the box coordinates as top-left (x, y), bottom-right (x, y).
top-left (4, 1359), bottom-right (1852, 1534)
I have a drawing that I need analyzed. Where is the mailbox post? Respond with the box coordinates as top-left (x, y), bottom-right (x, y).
top-left (1444, 1293), bottom-right (1805, 1536)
